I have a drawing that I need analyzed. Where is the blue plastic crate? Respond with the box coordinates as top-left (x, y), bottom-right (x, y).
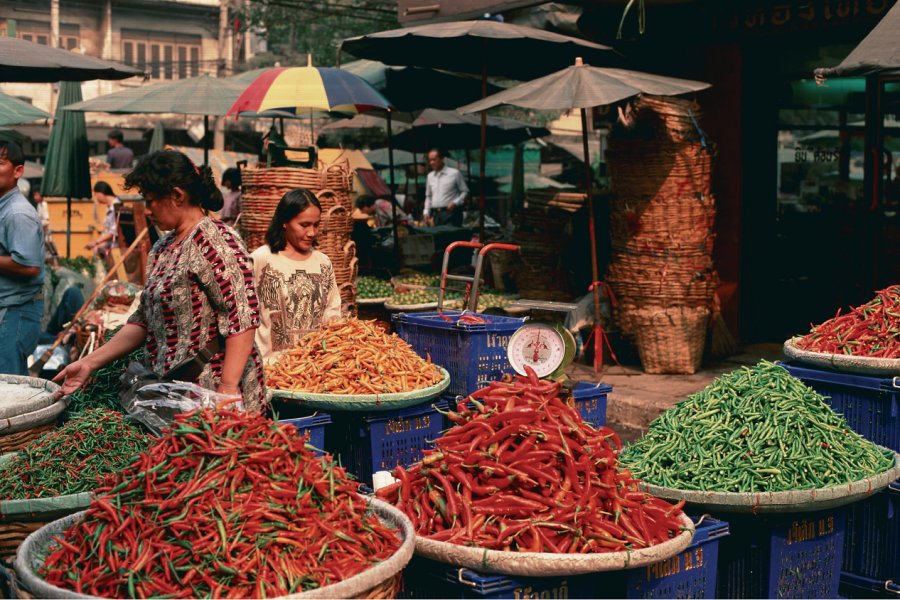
top-left (326, 400), bottom-right (446, 487)
top-left (392, 311), bottom-right (525, 398)
top-left (781, 362), bottom-right (900, 453)
top-left (841, 480), bottom-right (899, 581)
top-left (839, 572), bottom-right (900, 599)
top-left (278, 413), bottom-right (331, 452)
top-left (400, 516), bottom-right (728, 599)
top-left (625, 516), bottom-right (729, 598)
top-left (572, 382), bottom-right (611, 428)
top-left (717, 509), bottom-right (846, 599)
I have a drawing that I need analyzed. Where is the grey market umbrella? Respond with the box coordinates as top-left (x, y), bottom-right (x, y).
top-left (64, 73), bottom-right (246, 164)
top-left (342, 19), bottom-right (618, 235)
top-left (0, 92), bottom-right (50, 126)
top-left (814, 2), bottom-right (900, 78)
top-left (364, 147), bottom-right (416, 168)
top-left (460, 58), bottom-right (709, 370)
top-left (0, 36), bottom-right (142, 82)
top-left (42, 81), bottom-right (92, 258)
top-left (342, 59), bottom-right (504, 112)
top-left (148, 121), bottom-right (166, 154)
top-left (390, 108), bottom-right (549, 153)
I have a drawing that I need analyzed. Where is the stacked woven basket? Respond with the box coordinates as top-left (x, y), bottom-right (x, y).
top-left (239, 161), bottom-right (358, 314)
top-left (509, 208), bottom-right (572, 302)
top-left (605, 95), bottom-right (717, 374)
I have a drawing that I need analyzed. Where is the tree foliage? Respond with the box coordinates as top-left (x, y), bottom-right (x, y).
top-left (238, 0), bottom-right (397, 68)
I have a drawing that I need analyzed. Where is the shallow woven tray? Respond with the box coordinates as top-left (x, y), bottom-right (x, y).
top-left (414, 513), bottom-right (694, 577)
top-left (267, 368), bottom-right (450, 411)
top-left (384, 301), bottom-right (439, 312)
top-left (14, 497), bottom-right (414, 600)
top-left (783, 337), bottom-right (900, 376)
top-left (639, 450), bottom-right (900, 514)
top-left (357, 297), bottom-right (390, 305)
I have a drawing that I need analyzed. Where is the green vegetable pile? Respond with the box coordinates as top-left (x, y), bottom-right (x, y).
top-left (57, 256), bottom-right (97, 278)
top-left (388, 289), bottom-right (461, 306)
top-left (65, 326), bottom-right (146, 418)
top-left (393, 272), bottom-right (440, 288)
top-left (620, 360), bottom-right (896, 492)
top-left (356, 276), bottom-right (393, 299)
top-left (0, 409), bottom-right (150, 500)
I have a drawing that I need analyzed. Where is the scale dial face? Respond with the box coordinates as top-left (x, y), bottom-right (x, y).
top-left (508, 323), bottom-right (569, 378)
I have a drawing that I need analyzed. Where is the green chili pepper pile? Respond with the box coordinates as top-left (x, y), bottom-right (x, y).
top-left (0, 409), bottom-right (149, 500)
top-left (620, 361), bottom-right (896, 492)
top-left (41, 408), bottom-right (401, 598)
top-left (65, 327), bottom-right (146, 418)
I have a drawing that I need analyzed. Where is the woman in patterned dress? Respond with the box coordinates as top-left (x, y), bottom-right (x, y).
top-left (55, 150), bottom-right (266, 410)
top-left (251, 188), bottom-right (340, 360)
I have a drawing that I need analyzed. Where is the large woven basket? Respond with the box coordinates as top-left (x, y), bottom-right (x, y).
top-left (626, 305), bottom-right (710, 374)
top-left (0, 424), bottom-right (54, 454)
top-left (14, 497), bottom-right (414, 599)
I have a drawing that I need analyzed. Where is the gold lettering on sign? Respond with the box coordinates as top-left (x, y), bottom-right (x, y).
top-left (772, 4), bottom-right (792, 24)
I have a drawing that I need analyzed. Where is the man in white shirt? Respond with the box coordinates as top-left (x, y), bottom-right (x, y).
top-left (424, 148), bottom-right (468, 227)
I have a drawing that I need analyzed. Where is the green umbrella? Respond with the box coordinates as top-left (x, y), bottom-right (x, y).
top-left (148, 121), bottom-right (166, 153)
top-left (0, 92), bottom-right (50, 126)
top-left (64, 73), bottom-right (246, 165)
top-left (42, 81), bottom-right (91, 258)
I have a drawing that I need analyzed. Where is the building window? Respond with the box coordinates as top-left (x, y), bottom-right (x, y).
top-left (121, 29), bottom-right (202, 81)
top-left (14, 20), bottom-right (78, 49)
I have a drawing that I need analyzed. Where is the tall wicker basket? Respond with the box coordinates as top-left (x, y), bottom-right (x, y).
top-left (626, 306), bottom-right (710, 374)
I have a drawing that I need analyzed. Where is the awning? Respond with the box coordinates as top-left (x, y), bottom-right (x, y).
top-left (11, 124), bottom-right (145, 143)
top-left (356, 168), bottom-right (392, 198)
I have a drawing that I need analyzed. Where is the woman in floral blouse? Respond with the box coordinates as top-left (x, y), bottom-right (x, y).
top-left (55, 150), bottom-right (266, 410)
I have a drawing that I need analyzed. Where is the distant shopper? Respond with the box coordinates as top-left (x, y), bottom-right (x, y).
top-left (0, 140), bottom-right (45, 375)
top-left (220, 167), bottom-right (242, 225)
top-left (424, 148), bottom-right (467, 227)
top-left (86, 181), bottom-right (120, 259)
top-left (106, 130), bottom-right (134, 169)
top-left (356, 195), bottom-right (409, 228)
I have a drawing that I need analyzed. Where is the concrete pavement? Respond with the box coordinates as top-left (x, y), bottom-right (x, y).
top-left (565, 343), bottom-right (784, 442)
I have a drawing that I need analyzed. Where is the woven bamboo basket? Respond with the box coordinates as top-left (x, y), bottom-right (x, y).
top-left (624, 305), bottom-right (710, 374)
top-left (0, 521), bottom-right (45, 563)
top-left (0, 424), bottom-right (54, 454)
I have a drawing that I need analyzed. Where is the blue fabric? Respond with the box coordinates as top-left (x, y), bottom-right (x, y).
top-left (0, 300), bottom-right (43, 375)
top-left (0, 187), bottom-right (44, 308)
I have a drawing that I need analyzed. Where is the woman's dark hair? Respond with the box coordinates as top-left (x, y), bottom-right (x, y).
top-left (93, 181), bottom-right (115, 196)
top-left (355, 195), bottom-right (375, 209)
top-left (124, 150), bottom-right (223, 212)
top-left (265, 188), bottom-right (321, 253)
top-left (221, 167), bottom-right (241, 189)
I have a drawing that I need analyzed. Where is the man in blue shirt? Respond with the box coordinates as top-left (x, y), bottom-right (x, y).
top-left (424, 148), bottom-right (468, 227)
top-left (0, 141), bottom-right (44, 375)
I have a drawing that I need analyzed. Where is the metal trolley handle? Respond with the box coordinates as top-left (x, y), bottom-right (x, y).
top-left (438, 241), bottom-right (520, 311)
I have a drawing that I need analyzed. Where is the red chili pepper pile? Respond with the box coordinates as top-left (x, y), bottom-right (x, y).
top-left (40, 409), bottom-right (401, 598)
top-left (376, 368), bottom-right (686, 553)
top-left (797, 285), bottom-right (900, 357)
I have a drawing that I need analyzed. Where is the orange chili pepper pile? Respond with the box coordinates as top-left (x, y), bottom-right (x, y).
top-left (377, 368), bottom-right (686, 553)
top-left (40, 409), bottom-right (401, 598)
top-left (266, 318), bottom-right (443, 394)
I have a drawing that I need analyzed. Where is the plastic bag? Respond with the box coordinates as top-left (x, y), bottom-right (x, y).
top-left (119, 363), bottom-right (243, 436)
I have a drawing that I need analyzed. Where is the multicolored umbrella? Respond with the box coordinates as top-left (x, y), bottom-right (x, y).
top-left (227, 63), bottom-right (391, 116)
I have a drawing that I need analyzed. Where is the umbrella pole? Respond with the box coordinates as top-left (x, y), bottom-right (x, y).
top-left (581, 107), bottom-right (602, 372)
top-left (478, 60), bottom-right (488, 240)
top-left (387, 110), bottom-right (401, 268)
top-left (66, 194), bottom-right (72, 258)
top-left (203, 115), bottom-right (209, 166)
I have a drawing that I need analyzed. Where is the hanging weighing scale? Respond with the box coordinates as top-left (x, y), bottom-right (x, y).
top-left (507, 321), bottom-right (577, 380)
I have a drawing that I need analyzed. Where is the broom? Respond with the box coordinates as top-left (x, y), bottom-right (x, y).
top-left (708, 290), bottom-right (738, 359)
